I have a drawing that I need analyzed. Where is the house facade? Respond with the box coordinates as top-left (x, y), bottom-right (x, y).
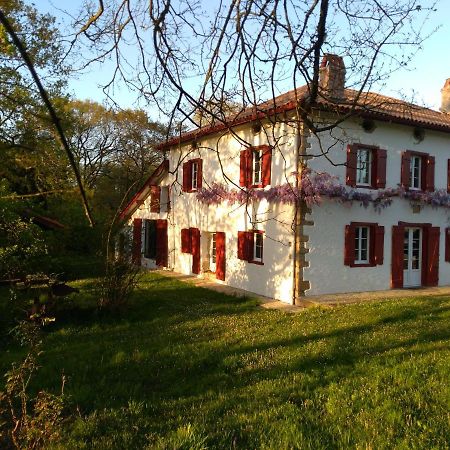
top-left (120, 55), bottom-right (450, 304)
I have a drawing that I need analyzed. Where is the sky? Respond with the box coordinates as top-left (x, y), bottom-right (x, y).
top-left (31, 0), bottom-right (450, 113)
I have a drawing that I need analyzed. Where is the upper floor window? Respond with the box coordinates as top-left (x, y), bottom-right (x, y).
top-left (346, 144), bottom-right (386, 189)
top-left (182, 158), bottom-right (202, 192)
top-left (401, 151), bottom-right (434, 192)
top-left (356, 148), bottom-right (372, 186)
top-left (240, 145), bottom-right (272, 188)
top-left (410, 155), bottom-right (421, 190)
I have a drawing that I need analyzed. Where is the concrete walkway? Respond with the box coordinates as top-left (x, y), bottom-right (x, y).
top-left (155, 270), bottom-right (450, 313)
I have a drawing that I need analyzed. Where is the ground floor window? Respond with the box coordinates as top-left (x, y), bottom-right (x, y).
top-left (354, 226), bottom-right (369, 264)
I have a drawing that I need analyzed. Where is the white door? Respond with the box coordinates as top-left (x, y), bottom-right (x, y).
top-left (403, 228), bottom-right (422, 287)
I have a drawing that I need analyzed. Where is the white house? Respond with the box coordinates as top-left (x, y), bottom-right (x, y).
top-left (120, 54), bottom-right (450, 305)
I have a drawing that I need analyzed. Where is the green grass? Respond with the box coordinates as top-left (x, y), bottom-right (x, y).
top-left (1, 273), bottom-right (450, 449)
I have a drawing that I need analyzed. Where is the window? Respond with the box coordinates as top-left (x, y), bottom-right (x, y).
top-left (410, 155), bottom-right (421, 189)
top-left (346, 144), bottom-right (386, 189)
top-left (237, 230), bottom-right (264, 265)
top-left (344, 222), bottom-right (384, 267)
top-left (356, 148), bottom-right (371, 186)
top-left (401, 151), bottom-right (435, 191)
top-left (354, 226), bottom-right (369, 264)
top-left (182, 159), bottom-right (202, 192)
top-left (144, 220), bottom-right (157, 259)
top-left (240, 146), bottom-right (272, 188)
top-left (253, 149), bottom-right (263, 185)
top-left (210, 232), bottom-right (217, 271)
top-left (191, 161), bottom-right (199, 190)
top-left (253, 232), bottom-right (263, 262)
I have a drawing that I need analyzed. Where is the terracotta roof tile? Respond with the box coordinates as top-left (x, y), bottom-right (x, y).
top-left (159, 86), bottom-right (450, 149)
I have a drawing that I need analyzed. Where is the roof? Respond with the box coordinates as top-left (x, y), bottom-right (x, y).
top-left (158, 86), bottom-right (450, 149)
top-left (119, 159), bottom-right (169, 221)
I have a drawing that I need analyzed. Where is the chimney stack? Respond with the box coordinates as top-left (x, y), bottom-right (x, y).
top-left (319, 54), bottom-right (346, 100)
top-left (440, 78), bottom-right (450, 113)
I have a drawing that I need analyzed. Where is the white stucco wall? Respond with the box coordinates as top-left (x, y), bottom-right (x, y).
top-left (163, 120), bottom-right (298, 303)
top-left (305, 119), bottom-right (450, 295)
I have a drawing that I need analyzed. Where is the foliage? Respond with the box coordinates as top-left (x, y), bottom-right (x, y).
top-left (196, 170), bottom-right (450, 211)
top-left (97, 257), bottom-right (142, 312)
top-left (1, 273), bottom-right (448, 448)
top-left (0, 318), bottom-right (65, 449)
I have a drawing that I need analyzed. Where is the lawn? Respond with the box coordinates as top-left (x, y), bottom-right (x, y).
top-left (1, 272), bottom-right (450, 449)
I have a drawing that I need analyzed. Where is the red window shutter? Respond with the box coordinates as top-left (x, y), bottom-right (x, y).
top-left (132, 218), bottom-right (142, 265)
top-left (373, 225), bottom-right (385, 265)
top-left (400, 151), bottom-right (411, 188)
top-left (238, 231), bottom-right (249, 260)
top-left (196, 159), bottom-right (203, 189)
top-left (247, 231), bottom-right (255, 261)
top-left (261, 146), bottom-right (272, 187)
top-left (182, 161), bottom-right (192, 192)
top-left (374, 149), bottom-right (387, 189)
top-left (346, 145), bottom-right (357, 187)
top-left (391, 225), bottom-right (404, 288)
top-left (240, 151), bottom-right (248, 187)
top-left (215, 232), bottom-right (226, 281)
top-left (424, 226), bottom-right (440, 286)
top-left (447, 160), bottom-right (450, 193)
top-left (181, 228), bottom-right (192, 253)
top-left (190, 228), bottom-right (201, 274)
top-left (424, 155), bottom-right (435, 192)
top-left (344, 224), bottom-right (355, 266)
top-left (445, 228), bottom-right (450, 263)
top-left (155, 219), bottom-right (168, 267)
top-left (150, 186), bottom-right (161, 213)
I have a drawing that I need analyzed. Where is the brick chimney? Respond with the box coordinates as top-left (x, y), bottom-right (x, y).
top-left (319, 54), bottom-right (346, 100)
top-left (440, 78), bottom-right (450, 113)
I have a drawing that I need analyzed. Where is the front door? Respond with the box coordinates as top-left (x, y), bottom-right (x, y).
top-left (403, 227), bottom-right (422, 287)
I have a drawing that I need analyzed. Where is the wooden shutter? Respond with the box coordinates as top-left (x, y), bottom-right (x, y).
top-left (373, 225), bottom-right (385, 265)
top-left (238, 231), bottom-right (249, 260)
top-left (446, 228), bottom-right (450, 263)
top-left (196, 159), bottom-right (203, 189)
top-left (346, 145), bottom-right (357, 187)
top-left (215, 232), bottom-right (226, 281)
top-left (424, 155), bottom-right (435, 192)
top-left (182, 161), bottom-right (192, 192)
top-left (447, 160), bottom-right (450, 193)
top-left (374, 149), bottom-right (387, 189)
top-left (150, 186), bottom-right (161, 213)
top-left (191, 228), bottom-right (201, 274)
top-left (247, 231), bottom-right (255, 261)
top-left (155, 219), bottom-right (168, 267)
top-left (132, 218), bottom-right (142, 265)
top-left (424, 226), bottom-right (440, 286)
top-left (181, 228), bottom-right (192, 253)
top-left (391, 225), bottom-right (404, 288)
top-left (261, 146), bottom-right (272, 187)
top-left (344, 224), bottom-right (355, 266)
top-left (400, 151), bottom-right (411, 188)
top-left (240, 151), bottom-right (249, 187)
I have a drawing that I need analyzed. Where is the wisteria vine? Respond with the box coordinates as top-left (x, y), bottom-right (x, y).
top-left (195, 171), bottom-right (450, 211)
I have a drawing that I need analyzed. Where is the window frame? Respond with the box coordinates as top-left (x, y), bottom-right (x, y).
top-left (354, 225), bottom-right (370, 264)
top-left (252, 149), bottom-right (263, 187)
top-left (346, 144), bottom-right (386, 190)
top-left (191, 161), bottom-right (199, 191)
top-left (345, 221), bottom-right (384, 268)
top-left (182, 158), bottom-right (202, 193)
top-left (249, 230), bottom-right (264, 265)
top-left (410, 155), bottom-right (422, 190)
top-left (356, 148), bottom-right (372, 187)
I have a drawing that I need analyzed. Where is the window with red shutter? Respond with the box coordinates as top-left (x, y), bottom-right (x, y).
top-left (181, 228), bottom-right (192, 253)
top-left (346, 145), bottom-right (357, 187)
top-left (240, 146), bottom-right (271, 188)
top-left (150, 186), bottom-right (161, 213)
top-left (191, 228), bottom-right (201, 274)
top-left (216, 232), bottom-right (226, 281)
top-left (391, 225), bottom-right (404, 288)
top-left (182, 159), bottom-right (202, 192)
top-left (424, 226), bottom-right (440, 286)
top-left (401, 150), bottom-right (434, 191)
top-left (445, 228), bottom-right (450, 263)
top-left (345, 222), bottom-right (383, 267)
top-left (237, 231), bottom-right (249, 260)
